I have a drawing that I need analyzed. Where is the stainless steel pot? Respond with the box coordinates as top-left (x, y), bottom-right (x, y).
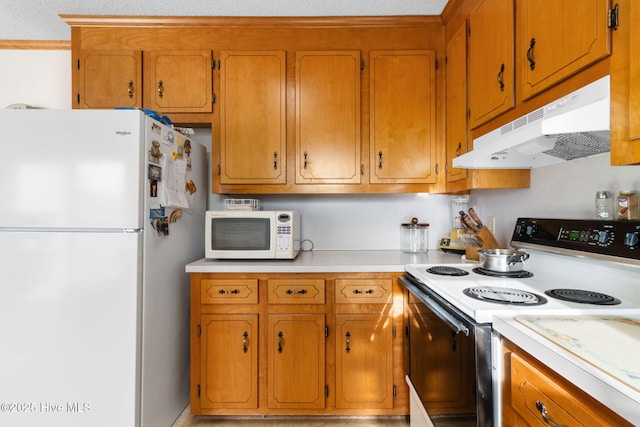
top-left (477, 248), bottom-right (529, 272)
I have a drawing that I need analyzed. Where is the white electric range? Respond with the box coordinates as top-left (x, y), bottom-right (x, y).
top-left (401, 218), bottom-right (640, 427)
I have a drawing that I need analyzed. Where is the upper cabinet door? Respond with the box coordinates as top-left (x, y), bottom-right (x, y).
top-left (445, 22), bottom-right (469, 184)
top-left (76, 50), bottom-right (142, 109)
top-left (517, 0), bottom-right (610, 101)
top-left (468, 0), bottom-right (515, 129)
top-left (295, 51), bottom-right (361, 184)
top-left (611, 0), bottom-right (640, 165)
top-left (369, 50), bottom-right (438, 184)
top-left (218, 51), bottom-right (287, 184)
top-left (143, 50), bottom-right (213, 113)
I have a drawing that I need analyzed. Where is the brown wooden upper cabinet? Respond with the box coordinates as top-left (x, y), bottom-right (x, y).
top-left (445, 22), bottom-right (469, 185)
top-left (468, 0), bottom-right (515, 129)
top-left (611, 0), bottom-right (640, 165)
top-left (75, 49), bottom-right (212, 114)
top-left (369, 50), bottom-right (438, 184)
top-left (295, 51), bottom-right (362, 185)
top-left (218, 51), bottom-right (287, 185)
top-left (517, 0), bottom-right (611, 101)
top-left (143, 50), bottom-right (213, 113)
top-left (76, 50), bottom-right (142, 109)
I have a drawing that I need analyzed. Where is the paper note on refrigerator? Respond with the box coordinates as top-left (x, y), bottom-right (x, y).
top-left (161, 157), bottom-right (189, 209)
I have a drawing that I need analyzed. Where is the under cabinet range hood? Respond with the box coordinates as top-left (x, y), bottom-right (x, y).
top-left (453, 75), bottom-right (610, 169)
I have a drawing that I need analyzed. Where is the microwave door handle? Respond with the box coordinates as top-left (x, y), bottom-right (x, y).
top-left (399, 277), bottom-right (470, 336)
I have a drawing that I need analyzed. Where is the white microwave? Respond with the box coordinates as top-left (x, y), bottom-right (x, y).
top-left (205, 210), bottom-right (300, 260)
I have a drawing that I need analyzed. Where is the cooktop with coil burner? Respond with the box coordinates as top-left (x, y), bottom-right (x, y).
top-left (472, 267), bottom-right (533, 278)
top-left (463, 286), bottom-right (547, 306)
top-left (545, 289), bottom-right (621, 305)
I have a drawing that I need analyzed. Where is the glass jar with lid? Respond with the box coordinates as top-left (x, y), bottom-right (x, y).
top-left (401, 218), bottom-right (429, 253)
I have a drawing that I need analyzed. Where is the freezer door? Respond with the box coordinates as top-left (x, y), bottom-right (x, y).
top-left (0, 109), bottom-right (145, 229)
top-left (0, 230), bottom-right (142, 427)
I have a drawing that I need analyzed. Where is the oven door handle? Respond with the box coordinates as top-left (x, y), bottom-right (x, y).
top-left (399, 276), bottom-right (470, 336)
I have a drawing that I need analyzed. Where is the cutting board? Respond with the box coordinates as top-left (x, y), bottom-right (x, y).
top-left (515, 315), bottom-right (640, 392)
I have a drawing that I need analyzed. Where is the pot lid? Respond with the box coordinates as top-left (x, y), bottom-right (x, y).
top-left (401, 217), bottom-right (429, 227)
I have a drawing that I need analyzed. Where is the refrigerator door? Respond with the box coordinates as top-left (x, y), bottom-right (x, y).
top-left (0, 230), bottom-right (142, 427)
top-left (139, 118), bottom-right (207, 426)
top-left (0, 109), bottom-right (145, 230)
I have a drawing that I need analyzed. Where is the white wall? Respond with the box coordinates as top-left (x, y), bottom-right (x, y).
top-left (3, 50), bottom-right (639, 252)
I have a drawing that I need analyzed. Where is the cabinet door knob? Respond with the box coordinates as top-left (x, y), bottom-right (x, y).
top-left (497, 64), bottom-right (505, 92)
top-left (527, 38), bottom-right (536, 71)
top-left (242, 331), bottom-right (249, 353)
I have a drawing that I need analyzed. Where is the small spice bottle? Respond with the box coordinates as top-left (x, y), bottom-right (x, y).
top-left (617, 190), bottom-right (639, 220)
top-left (595, 191), bottom-right (614, 220)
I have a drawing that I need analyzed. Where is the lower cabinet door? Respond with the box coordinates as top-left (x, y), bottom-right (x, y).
top-left (267, 314), bottom-right (326, 409)
top-left (335, 314), bottom-right (394, 409)
top-left (199, 314), bottom-right (258, 409)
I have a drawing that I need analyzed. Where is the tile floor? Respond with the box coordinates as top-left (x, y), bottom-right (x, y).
top-left (172, 405), bottom-right (475, 427)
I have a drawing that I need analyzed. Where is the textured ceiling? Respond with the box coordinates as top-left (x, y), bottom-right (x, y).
top-left (0, 0), bottom-right (449, 41)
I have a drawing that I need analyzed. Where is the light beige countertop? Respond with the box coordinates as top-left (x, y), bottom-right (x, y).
top-left (494, 314), bottom-right (640, 425)
top-left (185, 249), bottom-right (466, 273)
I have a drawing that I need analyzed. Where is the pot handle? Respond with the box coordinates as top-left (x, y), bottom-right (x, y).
top-left (507, 252), bottom-right (530, 265)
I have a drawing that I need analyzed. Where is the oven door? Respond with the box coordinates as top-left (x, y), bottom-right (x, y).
top-left (400, 275), bottom-right (493, 427)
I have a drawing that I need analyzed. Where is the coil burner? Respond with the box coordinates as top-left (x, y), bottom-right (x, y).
top-left (545, 289), bottom-right (621, 305)
top-left (426, 266), bottom-right (470, 276)
top-left (472, 267), bottom-right (533, 278)
top-left (463, 286), bottom-right (547, 305)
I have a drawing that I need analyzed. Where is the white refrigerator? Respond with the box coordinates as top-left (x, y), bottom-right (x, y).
top-left (0, 109), bottom-right (206, 427)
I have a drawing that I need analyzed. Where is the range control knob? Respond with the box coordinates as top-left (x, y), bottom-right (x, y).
top-left (624, 232), bottom-right (639, 248)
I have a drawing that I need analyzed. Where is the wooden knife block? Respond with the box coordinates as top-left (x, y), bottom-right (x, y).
top-left (465, 227), bottom-right (501, 261)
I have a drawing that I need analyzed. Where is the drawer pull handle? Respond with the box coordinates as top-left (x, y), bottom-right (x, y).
top-left (535, 401), bottom-right (565, 427)
top-left (345, 331), bottom-right (351, 353)
top-left (157, 80), bottom-right (164, 99)
top-left (277, 331), bottom-right (284, 353)
top-left (353, 289), bottom-right (374, 295)
top-left (218, 289), bottom-right (240, 294)
top-left (285, 289), bottom-right (307, 295)
top-left (242, 331), bottom-right (248, 353)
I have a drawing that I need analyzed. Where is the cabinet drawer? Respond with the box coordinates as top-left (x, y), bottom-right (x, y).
top-left (201, 279), bottom-right (259, 304)
top-left (267, 279), bottom-right (325, 304)
top-left (510, 352), bottom-right (628, 426)
top-left (335, 279), bottom-right (392, 304)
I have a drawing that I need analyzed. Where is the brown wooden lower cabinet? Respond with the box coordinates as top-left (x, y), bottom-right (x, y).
top-left (189, 272), bottom-right (409, 416)
top-left (502, 339), bottom-right (633, 426)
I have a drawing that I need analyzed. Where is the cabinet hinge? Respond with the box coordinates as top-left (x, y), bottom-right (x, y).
top-left (405, 325), bottom-right (409, 337)
top-left (445, 56), bottom-right (448, 66)
top-left (445, 163), bottom-right (449, 172)
top-left (435, 163), bottom-right (439, 175)
top-left (217, 164), bottom-right (221, 175)
top-left (76, 93), bottom-right (80, 105)
top-left (393, 385), bottom-right (397, 398)
top-left (212, 93), bottom-right (216, 104)
top-left (608, 3), bottom-right (620, 30)
top-left (197, 324), bottom-right (201, 337)
top-left (77, 59), bottom-right (80, 70)
top-left (197, 384), bottom-right (201, 398)
top-left (325, 325), bottom-right (329, 338)
top-left (468, 26), bottom-right (471, 37)
top-left (360, 164), bottom-right (365, 176)
top-left (392, 324), bottom-right (396, 338)
top-left (325, 385), bottom-right (329, 398)
top-left (212, 59), bottom-right (221, 70)
top-left (360, 59), bottom-right (365, 71)
top-left (467, 108), bottom-right (471, 119)
top-left (435, 58), bottom-right (439, 70)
